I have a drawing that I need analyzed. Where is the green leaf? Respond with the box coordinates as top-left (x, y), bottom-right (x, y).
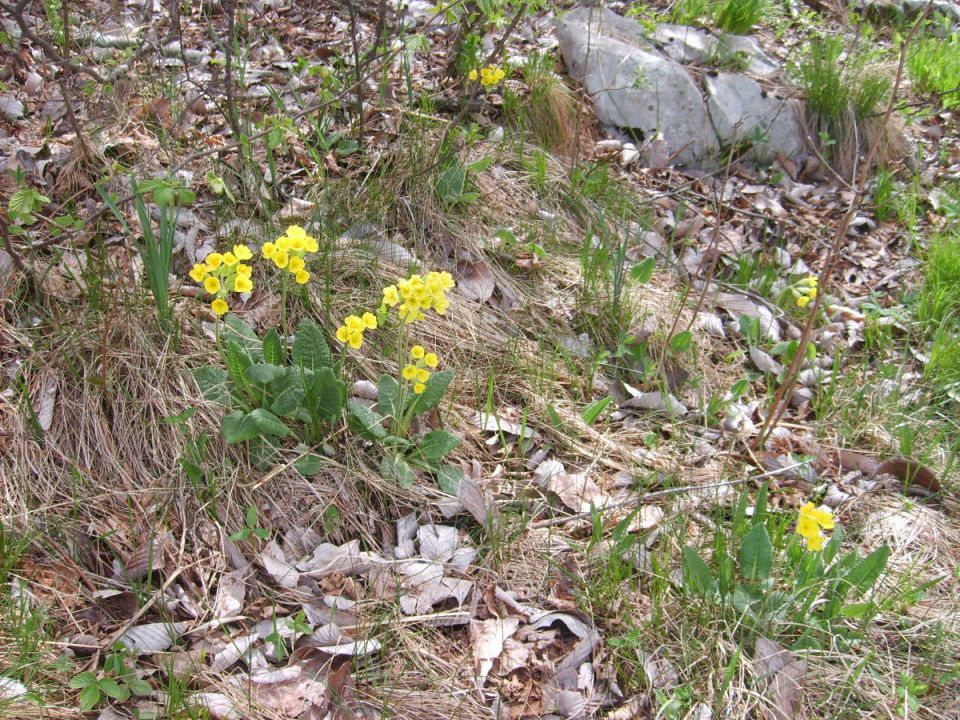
top-left (437, 464), bottom-right (463, 495)
top-left (193, 366), bottom-right (232, 406)
top-left (381, 453), bottom-right (417, 487)
top-left (838, 601), bottom-right (878, 619)
top-left (753, 482), bottom-right (769, 526)
top-left (846, 544), bottom-right (890, 595)
top-left (128, 678), bottom-right (153, 696)
top-left (305, 367), bottom-right (346, 420)
top-left (225, 340), bottom-right (253, 393)
top-left (78, 683), bottom-right (101, 711)
top-left (410, 369), bottom-right (453, 415)
top-left (669, 330), bottom-right (693, 354)
top-left (270, 369), bottom-right (306, 416)
top-left (293, 319), bottom-right (333, 371)
top-left (581, 396), bottom-right (613, 426)
top-left (740, 523), bottom-right (774, 582)
top-left (377, 374), bottom-right (401, 420)
top-left (222, 411), bottom-right (261, 444)
top-left (347, 399), bottom-right (387, 439)
top-left (69, 672), bottom-right (98, 689)
top-left (466, 155), bottom-right (494, 174)
top-left (98, 678), bottom-right (129, 701)
top-left (249, 408), bottom-right (291, 437)
top-left (419, 430), bottom-right (461, 460)
top-left (682, 547), bottom-right (716, 597)
top-left (222, 314), bottom-right (263, 361)
top-left (295, 453), bottom-right (324, 476)
top-left (245, 363), bottom-right (286, 385)
top-left (262, 328), bottom-right (284, 365)
top-left (631, 256), bottom-right (656, 284)
top-left (437, 163), bottom-right (466, 202)
top-left (162, 407), bottom-right (197, 425)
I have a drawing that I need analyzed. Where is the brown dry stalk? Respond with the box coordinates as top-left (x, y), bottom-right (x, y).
top-left (754, 8), bottom-right (929, 450)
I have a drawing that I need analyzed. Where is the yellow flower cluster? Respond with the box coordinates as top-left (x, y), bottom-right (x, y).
top-left (335, 312), bottom-right (378, 350)
top-left (793, 275), bottom-right (818, 309)
top-left (401, 345), bottom-right (439, 394)
top-left (262, 225), bottom-right (318, 285)
top-left (189, 244), bottom-right (255, 316)
top-left (469, 64), bottom-right (506, 88)
top-left (796, 502), bottom-right (835, 551)
top-left (382, 271), bottom-right (455, 324)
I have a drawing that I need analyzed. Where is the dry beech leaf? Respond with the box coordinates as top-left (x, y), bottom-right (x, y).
top-left (213, 570), bottom-right (248, 618)
top-left (472, 411), bottom-right (538, 439)
top-left (0, 677), bottom-right (28, 700)
top-left (260, 540), bottom-right (300, 589)
top-left (717, 292), bottom-right (780, 342)
top-left (417, 525), bottom-right (458, 563)
top-left (621, 385), bottom-right (688, 416)
top-left (118, 621), bottom-right (189, 655)
top-left (756, 637), bottom-right (806, 720)
top-left (471, 617), bottom-right (521, 687)
top-left (749, 346), bottom-right (784, 376)
top-left (189, 692), bottom-right (241, 719)
top-left (534, 459), bottom-right (609, 513)
top-left (297, 540), bottom-right (378, 577)
top-left (455, 259), bottom-right (496, 302)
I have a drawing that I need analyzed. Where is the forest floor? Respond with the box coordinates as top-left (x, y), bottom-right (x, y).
top-left (1, 1), bottom-right (959, 718)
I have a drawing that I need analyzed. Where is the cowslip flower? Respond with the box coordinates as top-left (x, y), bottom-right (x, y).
top-left (402, 345), bottom-right (438, 394)
top-left (470, 64), bottom-right (506, 88)
top-left (263, 225), bottom-right (318, 285)
top-left (796, 502), bottom-right (835, 551)
top-left (382, 271), bottom-right (455, 325)
top-left (335, 312), bottom-right (378, 350)
top-left (190, 245), bottom-right (255, 316)
top-left (792, 275), bottom-right (818, 309)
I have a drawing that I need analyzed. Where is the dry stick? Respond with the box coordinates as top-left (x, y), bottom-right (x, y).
top-left (222, 0), bottom-right (241, 138)
top-left (754, 9), bottom-right (929, 451)
top-left (344, 0), bottom-right (366, 143)
top-left (530, 460), bottom-right (813, 530)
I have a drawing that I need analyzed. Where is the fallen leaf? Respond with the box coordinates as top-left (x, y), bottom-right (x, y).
top-left (455, 259), bottom-right (496, 302)
top-left (471, 617), bottom-right (520, 686)
top-left (118, 621), bottom-right (189, 655)
top-left (261, 540), bottom-right (300, 589)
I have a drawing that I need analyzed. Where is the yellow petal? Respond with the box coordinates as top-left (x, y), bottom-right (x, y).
top-left (402, 364), bottom-right (419, 381)
top-left (205, 252), bottom-right (223, 269)
top-left (211, 298), bottom-right (229, 316)
top-left (336, 326), bottom-right (349, 343)
top-left (413, 382), bottom-right (426, 394)
top-left (362, 312), bottom-right (378, 329)
top-left (234, 276), bottom-right (253, 293)
top-left (295, 270), bottom-right (310, 285)
top-left (189, 264), bottom-right (208, 282)
top-left (204, 276), bottom-right (221, 294)
top-left (425, 353), bottom-right (439, 368)
top-left (410, 345), bottom-right (425, 359)
top-left (417, 369), bottom-right (430, 383)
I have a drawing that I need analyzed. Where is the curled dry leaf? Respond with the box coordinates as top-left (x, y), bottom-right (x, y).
top-left (534, 459), bottom-right (609, 513)
top-left (455, 259), bottom-right (496, 303)
top-left (118, 621), bottom-right (189, 655)
top-left (213, 569), bottom-right (248, 618)
top-left (0, 677), bottom-right (28, 700)
top-left (260, 540), bottom-right (300, 589)
top-left (471, 617), bottom-right (521, 687)
top-left (717, 292), bottom-right (780, 342)
top-left (695, 312), bottom-right (726, 338)
top-left (472, 411), bottom-right (538, 440)
top-left (621, 385), bottom-right (688, 416)
top-left (749, 346), bottom-right (784, 376)
top-left (755, 637), bottom-right (806, 720)
top-left (189, 693), bottom-right (241, 720)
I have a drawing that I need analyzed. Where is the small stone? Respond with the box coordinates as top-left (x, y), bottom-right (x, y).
top-left (0, 96), bottom-right (25, 122)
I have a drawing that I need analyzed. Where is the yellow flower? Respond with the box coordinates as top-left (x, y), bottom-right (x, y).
top-left (234, 276), bottom-right (253, 293)
top-left (286, 225), bottom-right (306, 240)
top-left (797, 515), bottom-right (819, 539)
top-left (189, 264), bottom-right (208, 282)
top-left (345, 315), bottom-right (365, 331)
top-left (402, 364), bottom-right (419, 381)
top-left (336, 326), bottom-right (349, 344)
top-left (417, 368), bottom-right (431, 383)
top-left (479, 64), bottom-right (505, 87)
top-left (289, 237), bottom-right (306, 252)
top-left (205, 252), bottom-right (223, 269)
top-left (233, 244), bottom-right (253, 261)
top-left (211, 298), bottom-right (229, 316)
top-left (347, 331), bottom-right (363, 349)
top-left (273, 251), bottom-right (289, 269)
top-left (413, 382), bottom-right (426, 394)
top-left (221, 252), bottom-right (238, 267)
top-left (304, 237), bottom-right (319, 253)
top-left (275, 236), bottom-right (291, 252)
top-left (469, 68), bottom-right (479, 81)
top-left (289, 256), bottom-right (306, 273)
top-left (236, 263), bottom-right (253, 277)
top-left (797, 295), bottom-right (810, 308)
top-left (801, 502), bottom-right (835, 530)
top-left (262, 242), bottom-right (276, 259)
top-left (797, 502), bottom-right (835, 551)
top-left (362, 312), bottom-right (378, 329)
top-left (411, 345), bottom-right (425, 359)
top-left (434, 296), bottom-right (449, 314)
top-left (806, 533), bottom-right (826, 551)
top-left (295, 270), bottom-right (310, 285)
top-left (808, 288), bottom-right (817, 299)
top-left (204, 276), bottom-right (221, 294)
top-left (425, 352), bottom-right (439, 368)
top-left (383, 285), bottom-right (400, 307)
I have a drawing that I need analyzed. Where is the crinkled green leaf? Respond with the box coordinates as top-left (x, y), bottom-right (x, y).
top-left (262, 328), bottom-right (284, 365)
top-left (347, 399), bottom-right (387, 439)
top-left (193, 366), bottom-right (232, 406)
top-left (245, 363), bottom-right (286, 385)
top-left (410, 369), bottom-right (453, 415)
top-left (418, 430), bottom-right (460, 460)
top-left (222, 314), bottom-right (263, 361)
top-left (293, 318), bottom-right (333, 371)
top-left (381, 453), bottom-right (417, 487)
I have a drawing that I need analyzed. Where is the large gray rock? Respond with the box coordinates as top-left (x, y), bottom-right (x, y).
top-left (653, 24), bottom-right (778, 77)
top-left (556, 7), bottom-right (807, 170)
top-left (705, 72), bottom-right (805, 162)
top-left (557, 8), bottom-right (719, 166)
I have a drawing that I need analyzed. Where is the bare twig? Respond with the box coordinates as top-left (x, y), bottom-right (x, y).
top-left (754, 7), bottom-right (929, 450)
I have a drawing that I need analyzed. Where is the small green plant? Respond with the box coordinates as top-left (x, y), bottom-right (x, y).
top-left (681, 486), bottom-right (891, 647)
top-left (713, 0), bottom-right (777, 34)
top-left (906, 27), bottom-right (960, 109)
top-left (435, 154), bottom-right (494, 206)
top-left (69, 645), bottom-right (152, 711)
top-left (7, 183), bottom-right (51, 235)
top-left (192, 313), bottom-right (346, 467)
top-left (99, 177), bottom-right (194, 330)
top-left (229, 505), bottom-right (271, 542)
